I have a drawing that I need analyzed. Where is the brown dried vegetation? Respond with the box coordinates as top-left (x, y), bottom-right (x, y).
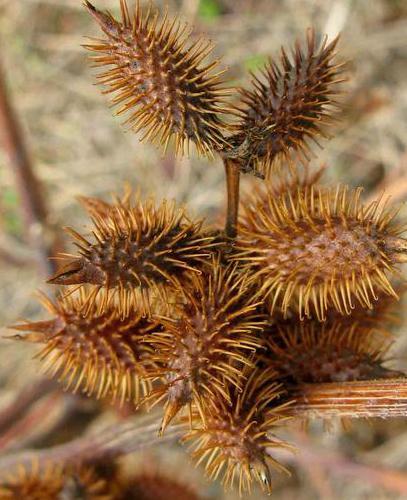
top-left (6, 0), bottom-right (407, 497)
top-left (227, 29), bottom-right (345, 177)
top-left (0, 461), bottom-right (112, 500)
top-left (84, 0), bottom-right (231, 157)
top-left (235, 185), bottom-right (407, 321)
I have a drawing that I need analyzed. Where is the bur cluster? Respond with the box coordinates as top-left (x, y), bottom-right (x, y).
top-left (0, 459), bottom-right (199, 500)
top-left (8, 0), bottom-right (407, 497)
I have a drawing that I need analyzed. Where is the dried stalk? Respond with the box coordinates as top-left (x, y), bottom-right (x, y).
top-left (290, 378), bottom-right (407, 419)
top-left (2, 413), bottom-right (407, 496)
top-left (0, 379), bottom-right (55, 435)
top-left (1, 379), bottom-right (406, 476)
top-left (223, 158), bottom-right (241, 238)
top-left (0, 415), bottom-right (186, 476)
top-left (0, 56), bottom-right (58, 276)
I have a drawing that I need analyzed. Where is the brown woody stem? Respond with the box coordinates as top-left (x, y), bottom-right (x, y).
top-left (0, 56), bottom-right (58, 276)
top-left (0, 379), bottom-right (55, 435)
top-left (0, 415), bottom-right (186, 476)
top-left (223, 158), bottom-right (240, 238)
top-left (289, 378), bottom-right (407, 419)
top-left (2, 379), bottom-right (407, 474)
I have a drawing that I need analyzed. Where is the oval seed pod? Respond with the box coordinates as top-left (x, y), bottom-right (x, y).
top-left (84, 0), bottom-right (231, 157)
top-left (48, 198), bottom-right (218, 313)
top-left (264, 321), bottom-right (402, 384)
top-left (184, 367), bottom-right (293, 496)
top-left (234, 185), bottom-right (407, 321)
top-left (10, 290), bottom-right (158, 405)
top-left (62, 466), bottom-right (114, 500)
top-left (0, 461), bottom-right (65, 500)
top-left (143, 257), bottom-right (266, 434)
top-left (227, 29), bottom-right (345, 177)
top-left (0, 461), bottom-right (112, 500)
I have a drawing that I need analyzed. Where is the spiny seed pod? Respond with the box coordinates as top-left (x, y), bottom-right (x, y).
top-left (143, 258), bottom-right (266, 433)
top-left (264, 321), bottom-right (402, 384)
top-left (234, 185), bottom-right (407, 321)
top-left (84, 0), bottom-right (231, 157)
top-left (48, 198), bottom-right (217, 313)
top-left (0, 461), bottom-right (65, 500)
top-left (228, 29), bottom-right (345, 177)
top-left (117, 471), bottom-right (200, 500)
top-left (0, 461), bottom-right (112, 500)
top-left (184, 367), bottom-right (293, 496)
top-left (10, 290), bottom-right (158, 405)
top-left (62, 466), bottom-right (113, 499)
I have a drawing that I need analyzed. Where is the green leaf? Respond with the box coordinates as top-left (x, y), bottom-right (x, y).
top-left (244, 54), bottom-right (268, 72)
top-left (3, 188), bottom-right (18, 208)
top-left (2, 188), bottom-right (23, 236)
top-left (198, 0), bottom-right (221, 22)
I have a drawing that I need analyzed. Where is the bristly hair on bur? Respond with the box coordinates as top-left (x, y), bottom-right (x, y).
top-left (9, 289), bottom-right (159, 406)
top-left (183, 366), bottom-right (293, 497)
top-left (263, 320), bottom-right (402, 385)
top-left (141, 256), bottom-right (266, 434)
top-left (0, 460), bottom-right (113, 500)
top-left (47, 196), bottom-right (218, 315)
top-left (234, 184), bottom-right (407, 321)
top-left (84, 0), bottom-right (232, 157)
top-left (226, 29), bottom-right (346, 178)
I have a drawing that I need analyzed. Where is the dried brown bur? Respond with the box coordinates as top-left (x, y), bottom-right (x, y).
top-left (84, 0), bottom-right (231, 156)
top-left (234, 184), bottom-right (407, 321)
top-left (142, 257), bottom-right (265, 434)
top-left (0, 461), bottom-right (112, 500)
top-left (184, 367), bottom-right (293, 496)
top-left (264, 321), bottom-right (402, 384)
top-left (48, 198), bottom-right (218, 313)
top-left (227, 29), bottom-right (345, 177)
top-left (5, 0), bottom-right (407, 497)
top-left (10, 290), bottom-right (159, 405)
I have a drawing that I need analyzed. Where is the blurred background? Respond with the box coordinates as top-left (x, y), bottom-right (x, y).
top-left (0, 0), bottom-right (406, 498)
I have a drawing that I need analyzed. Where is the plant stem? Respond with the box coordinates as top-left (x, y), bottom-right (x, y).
top-left (223, 158), bottom-right (240, 238)
top-left (0, 56), bottom-right (58, 276)
top-left (2, 378), bottom-right (407, 474)
top-left (0, 415), bottom-right (186, 475)
top-left (290, 378), bottom-right (407, 419)
top-left (0, 380), bottom-right (55, 435)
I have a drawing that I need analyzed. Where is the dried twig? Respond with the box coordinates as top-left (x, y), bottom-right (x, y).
top-left (0, 393), bottom-right (62, 452)
top-left (0, 56), bottom-right (58, 276)
top-left (0, 379), bottom-right (55, 435)
top-left (290, 379), bottom-right (407, 419)
top-left (0, 414), bottom-right (186, 476)
top-left (1, 379), bottom-right (407, 476)
top-left (2, 407), bottom-right (407, 495)
top-left (223, 158), bottom-right (240, 238)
